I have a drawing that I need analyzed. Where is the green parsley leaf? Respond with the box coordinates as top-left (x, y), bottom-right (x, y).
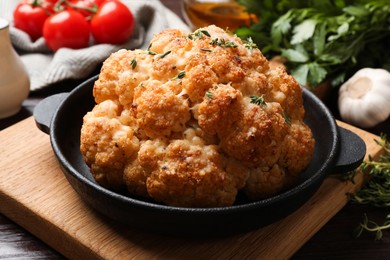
top-left (236, 0), bottom-right (390, 88)
top-left (281, 48), bottom-right (309, 63)
top-left (291, 64), bottom-right (309, 86)
top-left (291, 19), bottom-right (318, 45)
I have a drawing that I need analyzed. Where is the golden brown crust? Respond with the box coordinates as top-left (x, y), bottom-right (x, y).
top-left (80, 25), bottom-right (315, 207)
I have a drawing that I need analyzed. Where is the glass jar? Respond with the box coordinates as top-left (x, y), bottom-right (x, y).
top-left (181, 0), bottom-right (257, 31)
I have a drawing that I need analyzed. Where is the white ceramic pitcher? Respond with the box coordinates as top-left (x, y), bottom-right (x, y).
top-left (0, 17), bottom-right (30, 119)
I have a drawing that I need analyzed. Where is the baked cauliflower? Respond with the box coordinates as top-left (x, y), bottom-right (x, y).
top-left (80, 25), bottom-right (315, 207)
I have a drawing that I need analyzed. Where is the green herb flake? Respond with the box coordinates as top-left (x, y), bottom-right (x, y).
top-left (189, 30), bottom-right (211, 40)
top-left (210, 38), bottom-right (219, 45)
top-left (250, 95), bottom-right (266, 107)
top-left (130, 58), bottom-right (137, 70)
top-left (209, 38), bottom-right (237, 48)
top-left (158, 50), bottom-right (171, 59)
top-left (244, 37), bottom-right (258, 51)
top-left (284, 113), bottom-right (291, 124)
top-left (200, 30), bottom-right (211, 37)
top-left (200, 48), bottom-right (213, 52)
top-left (225, 41), bottom-right (237, 48)
top-left (172, 71), bottom-right (186, 80)
top-left (146, 50), bottom-right (156, 55)
top-left (205, 91), bottom-right (213, 99)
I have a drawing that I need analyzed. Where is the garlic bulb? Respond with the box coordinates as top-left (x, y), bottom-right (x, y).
top-left (338, 68), bottom-right (390, 128)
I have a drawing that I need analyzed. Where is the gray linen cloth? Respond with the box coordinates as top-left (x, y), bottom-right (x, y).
top-left (0, 0), bottom-right (190, 91)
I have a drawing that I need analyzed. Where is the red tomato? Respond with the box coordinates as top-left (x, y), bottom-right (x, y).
top-left (90, 0), bottom-right (134, 44)
top-left (93, 0), bottom-right (107, 6)
top-left (43, 10), bottom-right (90, 51)
top-left (13, 0), bottom-right (51, 41)
top-left (44, 0), bottom-right (59, 4)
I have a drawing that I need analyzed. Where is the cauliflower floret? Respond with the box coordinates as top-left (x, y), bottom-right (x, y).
top-left (267, 66), bottom-right (305, 120)
top-left (244, 165), bottom-right (286, 200)
top-left (198, 83), bottom-right (243, 135)
top-left (219, 103), bottom-right (288, 168)
top-left (199, 87), bottom-right (289, 168)
top-left (182, 60), bottom-right (219, 103)
top-left (93, 49), bottom-right (153, 105)
top-left (80, 25), bottom-right (315, 207)
top-left (123, 159), bottom-right (149, 198)
top-left (279, 122), bottom-right (315, 176)
top-left (80, 100), bottom-right (140, 190)
top-left (133, 80), bottom-right (191, 138)
top-left (142, 139), bottom-right (238, 207)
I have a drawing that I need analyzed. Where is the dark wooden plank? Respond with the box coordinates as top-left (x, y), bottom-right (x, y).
top-left (0, 214), bottom-right (63, 259)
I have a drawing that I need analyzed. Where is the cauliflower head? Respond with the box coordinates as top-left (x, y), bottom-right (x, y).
top-left (80, 25), bottom-right (315, 207)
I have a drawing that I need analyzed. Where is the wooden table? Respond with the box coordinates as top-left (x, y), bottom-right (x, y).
top-left (1, 1), bottom-right (389, 259)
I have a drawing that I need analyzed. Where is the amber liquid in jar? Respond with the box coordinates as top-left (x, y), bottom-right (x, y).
top-left (182, 0), bottom-right (257, 31)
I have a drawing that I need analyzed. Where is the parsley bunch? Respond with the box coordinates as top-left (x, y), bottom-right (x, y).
top-left (235, 0), bottom-right (390, 87)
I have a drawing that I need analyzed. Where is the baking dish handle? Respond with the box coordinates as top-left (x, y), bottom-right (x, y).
top-left (332, 126), bottom-right (366, 173)
top-left (34, 92), bottom-right (69, 135)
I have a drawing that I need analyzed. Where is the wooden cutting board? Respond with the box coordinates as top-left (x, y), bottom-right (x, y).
top-left (0, 116), bottom-right (384, 259)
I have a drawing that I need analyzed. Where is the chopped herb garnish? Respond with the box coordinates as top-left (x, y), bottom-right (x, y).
top-left (158, 50), bottom-right (171, 59)
top-left (146, 50), bottom-right (156, 55)
top-left (205, 91), bottom-right (213, 99)
top-left (209, 38), bottom-right (237, 48)
top-left (284, 113), bottom-right (291, 124)
top-left (188, 30), bottom-right (210, 40)
top-left (224, 41), bottom-right (237, 48)
top-left (250, 95), bottom-right (266, 107)
top-left (130, 58), bottom-right (137, 69)
top-left (244, 37), bottom-right (258, 51)
top-left (200, 30), bottom-right (211, 37)
top-left (200, 48), bottom-right (213, 52)
top-left (172, 71), bottom-right (186, 80)
top-left (210, 38), bottom-right (219, 45)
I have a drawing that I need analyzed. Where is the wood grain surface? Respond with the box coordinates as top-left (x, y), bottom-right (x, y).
top-left (0, 117), bottom-right (383, 259)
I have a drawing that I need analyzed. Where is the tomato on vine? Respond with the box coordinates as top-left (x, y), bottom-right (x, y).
top-left (90, 0), bottom-right (135, 44)
top-left (13, 0), bottom-right (52, 41)
top-left (43, 9), bottom-right (90, 51)
top-left (13, 0), bottom-right (135, 50)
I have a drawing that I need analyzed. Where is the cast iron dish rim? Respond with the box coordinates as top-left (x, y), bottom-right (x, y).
top-left (49, 75), bottom-right (338, 214)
